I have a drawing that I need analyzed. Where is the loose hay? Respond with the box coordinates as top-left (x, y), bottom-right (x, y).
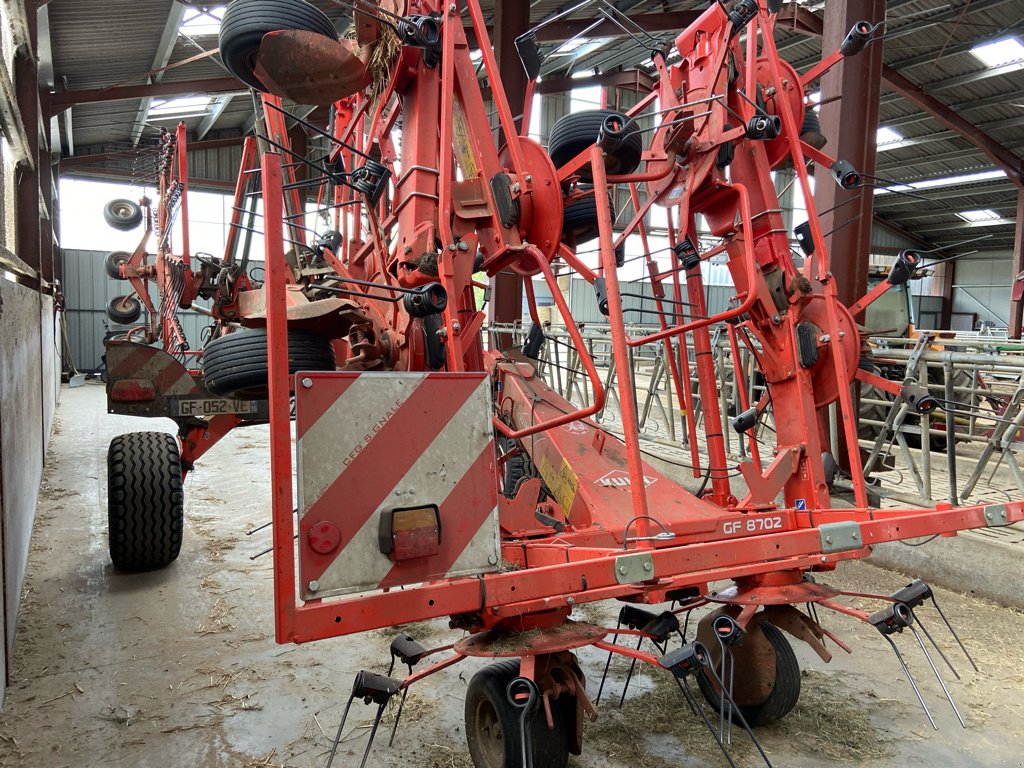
top-left (584, 668), bottom-right (891, 767)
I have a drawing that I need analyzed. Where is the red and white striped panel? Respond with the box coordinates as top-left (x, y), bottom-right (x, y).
top-left (295, 372), bottom-right (499, 599)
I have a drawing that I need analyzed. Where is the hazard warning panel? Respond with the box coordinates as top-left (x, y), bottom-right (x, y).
top-left (294, 372), bottom-right (499, 599)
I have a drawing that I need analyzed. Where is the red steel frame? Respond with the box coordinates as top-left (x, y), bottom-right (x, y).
top-left (245, 0), bottom-right (1024, 648)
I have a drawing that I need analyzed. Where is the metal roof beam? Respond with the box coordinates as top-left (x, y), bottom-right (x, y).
top-left (60, 136), bottom-right (242, 167)
top-left (882, 64), bottom-right (1024, 184)
top-left (196, 94), bottom-right (234, 140)
top-left (50, 77), bottom-right (245, 112)
top-left (925, 61), bottom-right (1024, 92)
top-left (129, 3), bottom-right (188, 147)
top-left (779, 6), bottom-right (1024, 185)
top-left (884, 90), bottom-right (1024, 130)
top-left (912, 219), bottom-right (1016, 234)
top-left (63, 165), bottom-right (236, 191)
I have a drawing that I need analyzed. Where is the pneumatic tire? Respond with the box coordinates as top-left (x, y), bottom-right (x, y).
top-left (219, 0), bottom-right (339, 90)
top-left (106, 295), bottom-right (143, 325)
top-left (104, 250), bottom-right (131, 280)
top-left (561, 187), bottom-right (615, 245)
top-left (465, 659), bottom-right (572, 768)
top-left (547, 109), bottom-right (643, 181)
top-left (104, 199), bottom-right (143, 231)
top-left (201, 328), bottom-right (336, 398)
top-left (107, 432), bottom-right (184, 571)
top-left (696, 620), bottom-right (801, 726)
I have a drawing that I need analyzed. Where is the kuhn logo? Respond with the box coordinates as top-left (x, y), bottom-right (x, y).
top-left (595, 470), bottom-right (656, 488)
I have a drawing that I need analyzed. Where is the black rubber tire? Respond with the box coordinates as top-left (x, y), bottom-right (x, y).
top-left (108, 432), bottom-right (184, 571)
top-left (497, 436), bottom-right (528, 498)
top-left (201, 328), bottom-right (336, 398)
top-left (104, 250), bottom-right (131, 280)
top-left (106, 295), bottom-right (143, 325)
top-left (696, 621), bottom-right (800, 726)
top-left (465, 659), bottom-right (572, 768)
top-left (547, 110), bottom-right (643, 181)
top-left (219, 0), bottom-right (339, 90)
top-left (104, 199), bottom-right (143, 231)
top-left (561, 187), bottom-right (614, 245)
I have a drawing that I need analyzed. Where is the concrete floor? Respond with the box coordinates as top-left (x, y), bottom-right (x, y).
top-left (1, 383), bottom-right (1023, 768)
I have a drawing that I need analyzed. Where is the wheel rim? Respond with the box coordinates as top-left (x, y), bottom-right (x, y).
top-left (111, 203), bottom-right (134, 219)
top-left (472, 698), bottom-right (505, 768)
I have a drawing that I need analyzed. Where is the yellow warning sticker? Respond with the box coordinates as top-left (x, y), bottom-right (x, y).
top-left (452, 98), bottom-right (479, 179)
top-left (537, 454), bottom-right (580, 519)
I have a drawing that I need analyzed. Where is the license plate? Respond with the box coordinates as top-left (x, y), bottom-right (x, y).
top-left (172, 398), bottom-right (259, 417)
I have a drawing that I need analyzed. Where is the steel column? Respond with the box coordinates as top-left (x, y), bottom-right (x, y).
top-left (813, 0), bottom-right (884, 313)
top-left (1010, 188), bottom-right (1024, 338)
top-left (488, 0), bottom-right (531, 348)
top-left (14, 2), bottom-right (41, 285)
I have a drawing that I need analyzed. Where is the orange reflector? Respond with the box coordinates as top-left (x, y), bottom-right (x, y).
top-left (379, 505), bottom-right (441, 561)
top-left (110, 379), bottom-right (157, 402)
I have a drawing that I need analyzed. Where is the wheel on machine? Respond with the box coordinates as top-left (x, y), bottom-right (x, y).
top-left (219, 0), bottom-right (339, 90)
top-left (106, 295), bottom-right (143, 325)
top-left (465, 659), bottom-right (572, 768)
top-left (201, 327), bottom-right (336, 398)
top-left (696, 618), bottom-right (800, 726)
top-left (104, 199), bottom-right (143, 231)
top-left (107, 432), bottom-right (184, 571)
top-left (104, 250), bottom-right (131, 280)
top-left (560, 187), bottom-right (615, 245)
top-left (547, 109), bottom-right (643, 181)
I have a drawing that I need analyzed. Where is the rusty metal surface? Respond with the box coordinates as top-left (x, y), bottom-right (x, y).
top-left (456, 622), bottom-right (608, 658)
top-left (696, 606), bottom-right (777, 706)
top-left (104, 341), bottom-right (203, 418)
top-left (708, 580), bottom-right (841, 606)
top-left (254, 31), bottom-right (371, 106)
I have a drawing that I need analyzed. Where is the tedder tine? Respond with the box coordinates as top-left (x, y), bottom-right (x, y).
top-left (661, 642), bottom-right (739, 768)
top-left (869, 604), bottom-right (938, 730)
top-left (325, 671), bottom-right (401, 768)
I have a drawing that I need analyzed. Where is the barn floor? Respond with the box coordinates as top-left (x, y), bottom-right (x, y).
top-left (1, 383), bottom-right (1023, 768)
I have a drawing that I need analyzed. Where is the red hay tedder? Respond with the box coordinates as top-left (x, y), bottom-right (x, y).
top-left (101, 0), bottom-right (1021, 765)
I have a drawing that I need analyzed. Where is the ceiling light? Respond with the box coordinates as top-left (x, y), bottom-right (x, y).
top-left (180, 6), bottom-right (226, 36)
top-left (876, 126), bottom-right (903, 151)
top-left (149, 96), bottom-right (214, 119)
top-left (970, 37), bottom-right (1024, 68)
top-left (957, 209), bottom-right (1000, 223)
top-left (874, 169), bottom-right (1006, 196)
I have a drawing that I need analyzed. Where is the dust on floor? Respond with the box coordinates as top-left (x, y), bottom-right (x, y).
top-left (1, 384), bottom-right (1023, 768)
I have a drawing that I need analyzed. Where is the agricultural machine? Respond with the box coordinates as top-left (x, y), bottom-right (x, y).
top-left (100, 0), bottom-right (1021, 764)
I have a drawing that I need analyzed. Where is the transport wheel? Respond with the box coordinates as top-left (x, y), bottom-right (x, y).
top-left (696, 618), bottom-right (800, 726)
top-left (219, 0), bottom-right (339, 90)
top-left (107, 432), bottom-right (184, 571)
top-left (497, 436), bottom-right (529, 498)
top-left (465, 660), bottom-right (572, 768)
top-left (561, 187), bottom-right (614, 245)
top-left (106, 295), bottom-right (143, 325)
top-left (104, 250), bottom-right (131, 280)
top-left (201, 328), bottom-right (336, 398)
top-left (547, 109), bottom-right (643, 181)
top-left (103, 198), bottom-right (143, 231)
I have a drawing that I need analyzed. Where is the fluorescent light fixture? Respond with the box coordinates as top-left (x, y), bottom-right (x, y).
top-left (970, 36), bottom-right (1024, 68)
top-left (957, 209), bottom-right (1000, 223)
top-left (874, 169), bottom-right (1006, 196)
top-left (550, 37), bottom-right (613, 58)
top-left (149, 96), bottom-right (214, 119)
top-left (181, 6), bottom-right (226, 36)
top-left (876, 126), bottom-right (903, 151)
